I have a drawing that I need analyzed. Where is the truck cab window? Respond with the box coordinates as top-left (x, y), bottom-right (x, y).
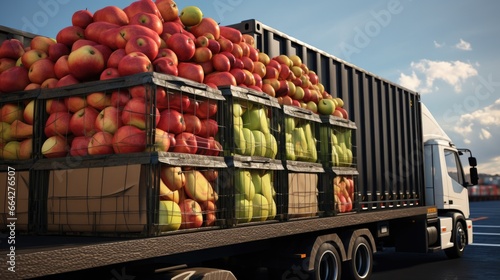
top-left (445, 150), bottom-right (465, 185)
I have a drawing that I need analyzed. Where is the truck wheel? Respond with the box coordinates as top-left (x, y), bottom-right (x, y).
top-left (444, 220), bottom-right (466, 259)
top-left (311, 242), bottom-right (341, 280)
top-left (345, 236), bottom-right (372, 280)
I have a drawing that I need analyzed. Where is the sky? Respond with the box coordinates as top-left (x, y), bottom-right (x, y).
top-left (0, 0), bottom-right (499, 175)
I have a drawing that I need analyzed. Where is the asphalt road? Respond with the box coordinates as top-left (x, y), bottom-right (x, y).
top-left (371, 200), bottom-right (500, 280)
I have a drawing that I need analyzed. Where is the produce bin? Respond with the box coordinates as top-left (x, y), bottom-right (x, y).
top-left (218, 85), bottom-right (281, 161)
top-left (36, 72), bottom-right (225, 159)
top-left (319, 115), bottom-right (357, 170)
top-left (221, 157), bottom-right (284, 226)
top-left (38, 152), bottom-right (227, 236)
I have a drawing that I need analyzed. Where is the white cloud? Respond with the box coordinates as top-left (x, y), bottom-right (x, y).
top-left (455, 39), bottom-right (472, 51)
top-left (399, 59), bottom-right (478, 94)
top-left (480, 128), bottom-right (492, 140)
top-left (434, 40), bottom-right (445, 48)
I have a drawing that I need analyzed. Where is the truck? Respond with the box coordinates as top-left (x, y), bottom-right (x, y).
top-left (0, 16), bottom-right (478, 280)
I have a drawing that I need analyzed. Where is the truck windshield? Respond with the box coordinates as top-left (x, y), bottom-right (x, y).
top-left (445, 150), bottom-right (465, 186)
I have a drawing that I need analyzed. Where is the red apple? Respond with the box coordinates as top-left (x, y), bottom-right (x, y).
top-left (87, 92), bottom-right (111, 110)
top-left (45, 99), bottom-right (68, 114)
top-left (23, 100), bottom-right (35, 125)
top-left (0, 39), bottom-right (25, 59)
top-left (217, 37), bottom-right (233, 53)
top-left (93, 44), bottom-right (112, 64)
top-left (95, 106), bottom-right (122, 134)
top-left (155, 0), bottom-right (179, 22)
top-left (100, 67), bottom-right (120, 80)
top-left (166, 33), bottom-right (196, 62)
top-left (155, 48), bottom-right (178, 65)
top-left (177, 62), bottom-right (204, 83)
top-left (121, 97), bottom-right (160, 129)
top-left (111, 90), bottom-right (130, 108)
top-left (54, 55), bottom-right (70, 79)
top-left (157, 109), bottom-right (185, 134)
top-left (230, 68), bottom-right (246, 85)
top-left (189, 17), bottom-right (220, 40)
top-left (112, 125), bottom-right (147, 154)
top-left (192, 47), bottom-right (212, 63)
top-left (40, 78), bottom-right (59, 89)
top-left (207, 39), bottom-right (221, 55)
top-left (153, 57), bottom-right (178, 76)
top-left (30, 36), bottom-right (56, 53)
top-left (179, 199), bottom-right (203, 229)
top-left (158, 91), bottom-right (190, 111)
top-left (41, 135), bottom-right (69, 158)
top-left (212, 53), bottom-right (231, 72)
top-left (0, 58), bottom-right (16, 74)
top-left (87, 131), bottom-right (114, 155)
top-left (55, 74), bottom-right (79, 87)
top-left (197, 119), bottom-right (218, 138)
top-left (196, 100), bottom-right (217, 119)
top-left (72, 38), bottom-right (99, 52)
top-left (183, 114), bottom-right (202, 135)
top-left (124, 35), bottom-right (159, 61)
top-left (0, 66), bottom-right (30, 93)
top-left (220, 26), bottom-right (242, 44)
top-left (21, 49), bottom-right (48, 69)
top-left (173, 132), bottom-right (197, 154)
top-left (107, 49), bottom-right (127, 68)
top-left (203, 71), bottom-right (237, 87)
top-left (69, 135), bottom-right (91, 156)
top-left (124, 0), bottom-right (163, 20)
top-left (44, 111), bottom-right (72, 137)
top-left (129, 12), bottom-right (163, 35)
top-left (118, 52), bottom-right (153, 76)
top-left (70, 106), bottom-right (99, 137)
top-left (231, 43), bottom-right (243, 59)
top-left (220, 51), bottom-right (236, 68)
top-left (85, 22), bottom-right (120, 45)
top-left (93, 5), bottom-right (129, 25)
top-left (67, 45), bottom-right (105, 81)
top-left (28, 58), bottom-right (55, 84)
top-left (72, 9), bottom-right (93, 29)
top-left (161, 21), bottom-right (184, 36)
top-left (55, 26), bottom-right (85, 47)
top-left (116, 24), bottom-right (162, 49)
top-left (47, 42), bottom-right (70, 62)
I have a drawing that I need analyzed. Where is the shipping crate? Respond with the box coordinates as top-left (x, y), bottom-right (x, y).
top-left (319, 115), bottom-right (357, 170)
top-left (218, 86), bottom-right (281, 161)
top-left (39, 152), bottom-right (227, 236)
top-left (36, 72), bottom-right (225, 159)
top-left (221, 158), bottom-right (284, 226)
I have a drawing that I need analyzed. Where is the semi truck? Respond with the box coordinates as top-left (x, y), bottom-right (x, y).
top-left (0, 17), bottom-right (478, 280)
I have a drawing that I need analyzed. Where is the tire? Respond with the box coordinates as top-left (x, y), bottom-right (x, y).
top-left (345, 236), bottom-right (372, 280)
top-left (444, 220), bottom-right (466, 259)
top-left (311, 242), bottom-right (341, 280)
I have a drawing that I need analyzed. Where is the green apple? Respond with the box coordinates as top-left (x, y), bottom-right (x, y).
top-left (242, 107), bottom-right (269, 134)
top-left (284, 117), bottom-right (296, 133)
top-left (241, 127), bottom-right (255, 156)
top-left (159, 200), bottom-right (182, 232)
top-left (235, 194), bottom-right (253, 223)
top-left (318, 98), bottom-right (336, 115)
top-left (180, 6), bottom-right (203, 27)
top-left (252, 171), bottom-right (274, 203)
top-left (268, 198), bottom-right (277, 219)
top-left (334, 97), bottom-right (344, 108)
top-left (235, 169), bottom-right (255, 200)
top-left (251, 130), bottom-right (267, 157)
top-left (292, 127), bottom-right (308, 160)
top-left (303, 123), bottom-right (317, 162)
top-left (233, 103), bottom-right (243, 117)
top-left (234, 116), bottom-right (244, 128)
top-left (234, 126), bottom-right (246, 154)
top-left (1, 141), bottom-right (20, 160)
top-left (263, 133), bottom-right (278, 159)
top-left (251, 193), bottom-right (269, 222)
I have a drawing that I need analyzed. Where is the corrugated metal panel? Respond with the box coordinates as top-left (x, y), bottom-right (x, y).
top-left (230, 19), bottom-right (424, 208)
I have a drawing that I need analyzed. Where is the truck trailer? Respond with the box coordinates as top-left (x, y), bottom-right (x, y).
top-left (0, 16), bottom-right (478, 280)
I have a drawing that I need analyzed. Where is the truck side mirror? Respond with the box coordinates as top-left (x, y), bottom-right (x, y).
top-left (469, 167), bottom-right (479, 186)
top-left (468, 156), bottom-right (477, 167)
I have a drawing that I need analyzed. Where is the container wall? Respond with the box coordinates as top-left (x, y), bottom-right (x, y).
top-left (230, 20), bottom-right (424, 209)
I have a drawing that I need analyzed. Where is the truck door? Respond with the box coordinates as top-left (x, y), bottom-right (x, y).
top-left (443, 149), bottom-right (470, 217)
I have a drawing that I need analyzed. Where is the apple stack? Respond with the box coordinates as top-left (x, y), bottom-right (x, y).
top-left (0, 100), bottom-right (35, 160)
top-left (333, 175), bottom-right (355, 213)
top-left (159, 164), bottom-right (221, 231)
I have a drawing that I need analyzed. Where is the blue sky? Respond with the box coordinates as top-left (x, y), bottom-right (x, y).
top-left (1, 0), bottom-right (499, 175)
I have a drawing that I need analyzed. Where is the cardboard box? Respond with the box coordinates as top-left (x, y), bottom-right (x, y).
top-left (288, 173), bottom-right (318, 217)
top-left (46, 164), bottom-right (147, 234)
top-left (0, 171), bottom-right (30, 231)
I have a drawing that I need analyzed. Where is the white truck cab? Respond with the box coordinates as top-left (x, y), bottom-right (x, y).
top-left (421, 103), bottom-right (478, 257)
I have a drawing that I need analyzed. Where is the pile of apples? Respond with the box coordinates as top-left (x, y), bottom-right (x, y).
top-left (232, 101), bottom-right (278, 159)
top-left (234, 169), bottom-right (277, 224)
top-left (0, 102), bottom-right (34, 159)
top-left (158, 165), bottom-right (219, 231)
top-left (284, 116), bottom-right (318, 162)
top-left (334, 175), bottom-right (355, 213)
